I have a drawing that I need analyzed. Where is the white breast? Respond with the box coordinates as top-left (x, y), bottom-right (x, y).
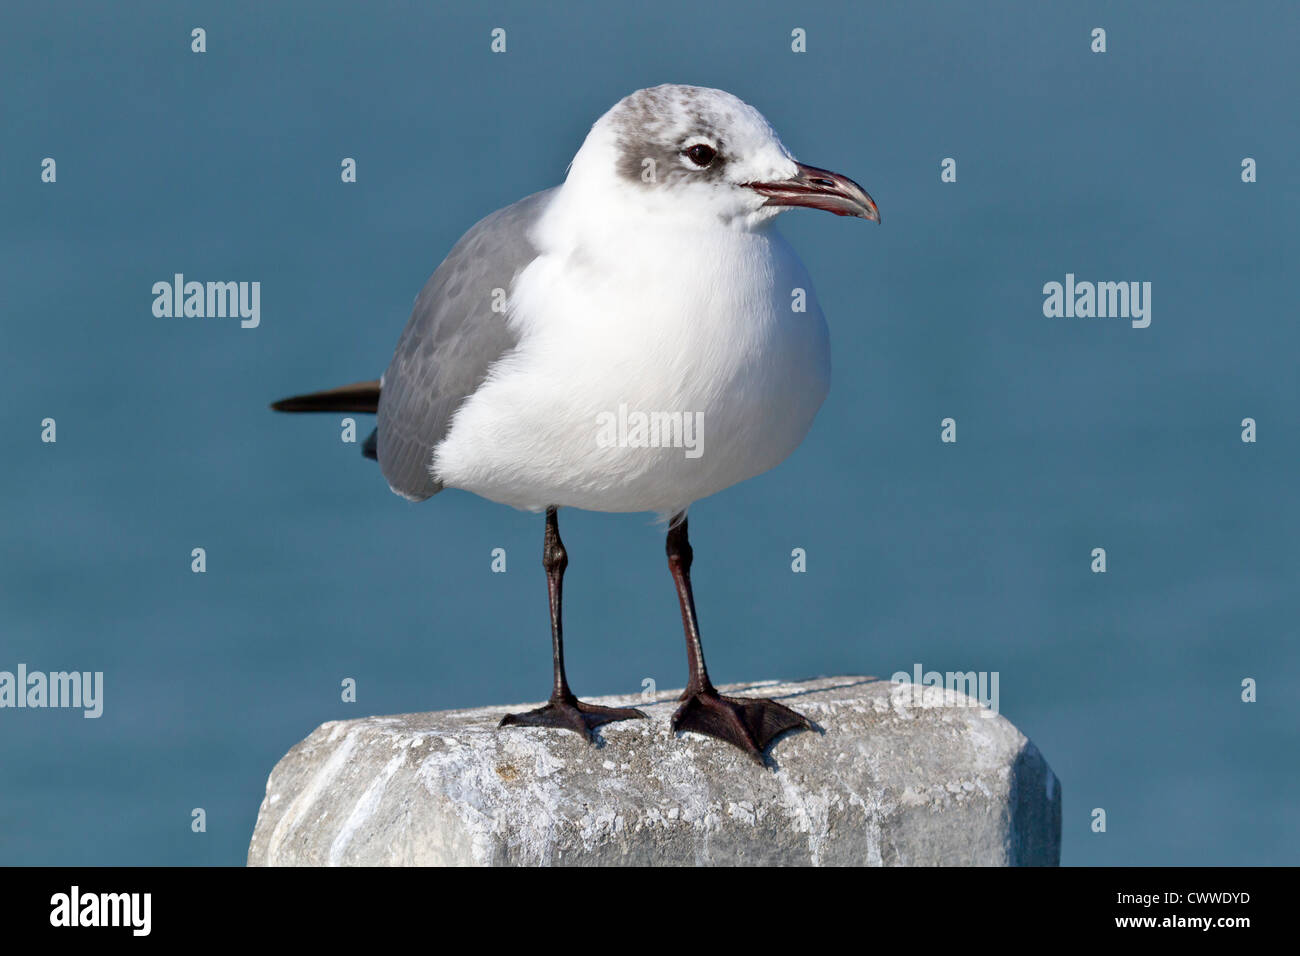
top-left (433, 212), bottom-right (830, 517)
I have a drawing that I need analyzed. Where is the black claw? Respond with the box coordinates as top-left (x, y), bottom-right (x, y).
top-left (672, 690), bottom-right (812, 763)
top-left (499, 697), bottom-right (647, 741)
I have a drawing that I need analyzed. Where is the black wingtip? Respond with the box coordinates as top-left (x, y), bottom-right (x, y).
top-left (268, 380), bottom-right (382, 414)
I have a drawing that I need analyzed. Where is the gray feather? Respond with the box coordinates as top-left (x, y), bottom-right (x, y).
top-left (376, 188), bottom-right (556, 501)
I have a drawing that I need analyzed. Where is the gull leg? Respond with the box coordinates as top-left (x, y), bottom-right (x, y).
top-left (499, 506), bottom-right (646, 738)
top-left (666, 514), bottom-right (812, 764)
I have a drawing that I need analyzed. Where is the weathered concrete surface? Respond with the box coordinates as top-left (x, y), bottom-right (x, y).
top-left (248, 676), bottom-right (1061, 866)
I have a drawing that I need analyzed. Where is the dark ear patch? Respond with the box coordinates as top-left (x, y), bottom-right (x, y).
top-left (615, 133), bottom-right (729, 186)
top-left (610, 87), bottom-right (730, 187)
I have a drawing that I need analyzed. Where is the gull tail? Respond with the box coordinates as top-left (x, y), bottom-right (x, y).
top-left (270, 379), bottom-right (381, 460)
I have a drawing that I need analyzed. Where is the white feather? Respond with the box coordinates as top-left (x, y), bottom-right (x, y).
top-left (433, 88), bottom-right (832, 517)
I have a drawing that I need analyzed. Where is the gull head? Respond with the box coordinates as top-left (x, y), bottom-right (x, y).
top-left (566, 84), bottom-right (879, 230)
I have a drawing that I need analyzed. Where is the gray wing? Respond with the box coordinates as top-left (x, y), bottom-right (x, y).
top-left (376, 188), bottom-right (556, 501)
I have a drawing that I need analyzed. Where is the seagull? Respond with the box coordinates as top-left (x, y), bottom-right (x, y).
top-left (272, 84), bottom-right (879, 764)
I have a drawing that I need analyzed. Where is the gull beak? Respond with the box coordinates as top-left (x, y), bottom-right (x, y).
top-left (747, 162), bottom-right (880, 222)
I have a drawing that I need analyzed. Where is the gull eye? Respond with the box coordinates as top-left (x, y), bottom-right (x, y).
top-left (683, 143), bottom-right (717, 167)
